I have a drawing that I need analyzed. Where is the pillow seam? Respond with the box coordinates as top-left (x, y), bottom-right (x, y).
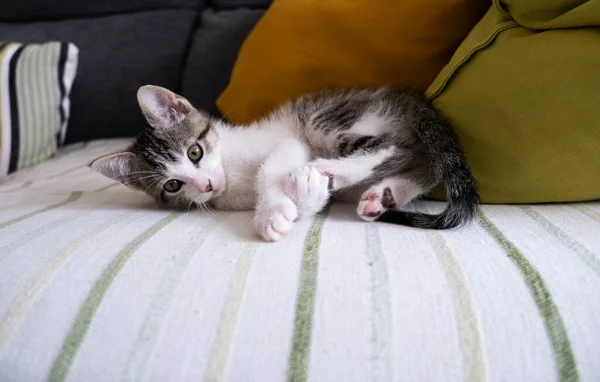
top-left (428, 20), bottom-right (519, 100)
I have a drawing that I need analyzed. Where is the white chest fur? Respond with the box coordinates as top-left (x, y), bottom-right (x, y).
top-left (210, 119), bottom-right (300, 210)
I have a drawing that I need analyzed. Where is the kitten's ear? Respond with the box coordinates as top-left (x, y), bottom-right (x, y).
top-left (137, 85), bottom-right (193, 129)
top-left (90, 152), bottom-right (138, 184)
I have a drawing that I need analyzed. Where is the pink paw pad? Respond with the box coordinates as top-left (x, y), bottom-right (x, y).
top-left (362, 191), bottom-right (382, 214)
top-left (357, 187), bottom-right (397, 222)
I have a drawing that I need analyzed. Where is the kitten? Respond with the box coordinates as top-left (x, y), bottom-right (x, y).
top-left (90, 85), bottom-right (479, 242)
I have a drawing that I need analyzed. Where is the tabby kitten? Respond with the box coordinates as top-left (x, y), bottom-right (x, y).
top-left (91, 85), bottom-right (479, 242)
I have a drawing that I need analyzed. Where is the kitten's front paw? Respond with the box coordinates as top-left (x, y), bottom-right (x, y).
top-left (254, 198), bottom-right (298, 242)
top-left (309, 159), bottom-right (349, 191)
top-left (283, 165), bottom-right (330, 217)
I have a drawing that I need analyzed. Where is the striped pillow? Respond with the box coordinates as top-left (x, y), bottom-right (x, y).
top-left (0, 41), bottom-right (78, 177)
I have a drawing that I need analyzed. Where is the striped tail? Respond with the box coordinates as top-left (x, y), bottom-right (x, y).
top-left (377, 93), bottom-right (480, 229)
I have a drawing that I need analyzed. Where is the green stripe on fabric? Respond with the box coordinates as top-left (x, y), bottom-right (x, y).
top-left (30, 43), bottom-right (43, 167)
top-left (0, 180), bottom-right (33, 194)
top-left (31, 43), bottom-right (45, 166)
top-left (125, 215), bottom-right (225, 382)
top-left (477, 210), bottom-right (579, 382)
top-left (14, 44), bottom-right (26, 168)
top-left (0, 212), bottom-right (133, 353)
top-left (29, 43), bottom-right (41, 168)
top-left (36, 42), bottom-right (53, 166)
top-left (0, 191), bottom-right (82, 229)
top-left (521, 206), bottom-right (600, 278)
top-left (0, 179), bottom-right (32, 193)
top-left (0, 193), bottom-right (37, 212)
top-left (20, 44), bottom-right (35, 168)
top-left (426, 231), bottom-right (489, 382)
top-left (36, 43), bottom-right (49, 164)
top-left (47, 164), bottom-right (87, 179)
top-left (365, 224), bottom-right (393, 382)
top-left (94, 182), bottom-right (120, 192)
top-left (572, 204), bottom-right (600, 222)
top-left (0, 213), bottom-right (81, 259)
top-left (287, 206), bottom-right (330, 382)
top-left (204, 243), bottom-right (258, 382)
top-left (0, 195), bottom-right (111, 258)
top-left (49, 212), bottom-right (182, 382)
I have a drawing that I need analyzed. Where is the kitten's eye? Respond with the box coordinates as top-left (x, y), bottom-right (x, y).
top-left (164, 179), bottom-right (183, 193)
top-left (187, 143), bottom-right (203, 163)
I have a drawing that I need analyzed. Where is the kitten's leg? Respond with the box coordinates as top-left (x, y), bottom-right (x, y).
top-left (309, 146), bottom-right (396, 191)
top-left (331, 185), bottom-right (367, 204)
top-left (254, 138), bottom-right (311, 242)
top-left (282, 165), bottom-right (330, 218)
top-left (357, 177), bottom-right (422, 221)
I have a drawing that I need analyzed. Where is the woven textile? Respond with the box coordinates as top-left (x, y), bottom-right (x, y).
top-left (0, 41), bottom-right (78, 177)
top-left (0, 139), bottom-right (599, 381)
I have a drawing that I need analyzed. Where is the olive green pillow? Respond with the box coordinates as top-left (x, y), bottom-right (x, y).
top-left (495, 0), bottom-right (600, 29)
top-left (426, 2), bottom-right (600, 203)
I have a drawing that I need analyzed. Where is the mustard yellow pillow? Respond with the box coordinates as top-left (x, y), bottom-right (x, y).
top-left (217, 0), bottom-right (490, 124)
top-left (427, 3), bottom-right (600, 203)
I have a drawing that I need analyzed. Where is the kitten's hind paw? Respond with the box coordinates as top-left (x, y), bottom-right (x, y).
top-left (357, 187), bottom-right (397, 222)
top-left (254, 198), bottom-right (298, 242)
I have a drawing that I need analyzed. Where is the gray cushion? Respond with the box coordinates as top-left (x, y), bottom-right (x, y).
top-left (0, 0), bottom-right (203, 21)
top-left (183, 8), bottom-right (264, 117)
top-left (210, 0), bottom-right (272, 9)
top-left (0, 10), bottom-right (197, 143)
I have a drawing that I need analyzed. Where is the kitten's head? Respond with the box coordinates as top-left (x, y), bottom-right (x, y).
top-left (90, 85), bottom-right (225, 209)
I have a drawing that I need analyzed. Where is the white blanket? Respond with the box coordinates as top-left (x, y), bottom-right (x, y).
top-left (0, 139), bottom-right (599, 382)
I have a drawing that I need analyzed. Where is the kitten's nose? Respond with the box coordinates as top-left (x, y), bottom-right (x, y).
top-left (189, 178), bottom-right (212, 193)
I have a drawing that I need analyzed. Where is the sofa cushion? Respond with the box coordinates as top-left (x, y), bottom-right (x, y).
top-left (0, 0), bottom-right (203, 21)
top-left (210, 0), bottom-right (272, 10)
top-left (0, 139), bottom-right (599, 381)
top-left (495, 0), bottom-right (600, 29)
top-left (0, 10), bottom-right (197, 143)
top-left (426, 7), bottom-right (600, 203)
top-left (216, 0), bottom-right (490, 124)
top-left (0, 41), bottom-right (78, 177)
top-left (183, 8), bottom-right (264, 116)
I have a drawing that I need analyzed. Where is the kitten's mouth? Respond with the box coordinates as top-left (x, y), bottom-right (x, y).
top-left (205, 180), bottom-right (213, 193)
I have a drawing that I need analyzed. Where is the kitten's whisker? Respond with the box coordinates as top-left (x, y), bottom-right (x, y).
top-left (185, 199), bottom-right (194, 213)
top-left (142, 178), bottom-right (163, 210)
top-left (121, 170), bottom-right (160, 176)
top-left (124, 174), bottom-right (162, 184)
top-left (142, 179), bottom-right (162, 195)
top-left (201, 202), bottom-right (215, 216)
top-left (121, 174), bottom-right (162, 188)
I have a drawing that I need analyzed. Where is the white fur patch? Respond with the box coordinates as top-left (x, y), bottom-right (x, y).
top-left (348, 113), bottom-right (386, 136)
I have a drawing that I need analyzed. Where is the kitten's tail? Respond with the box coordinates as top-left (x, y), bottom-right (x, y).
top-left (377, 94), bottom-right (480, 229)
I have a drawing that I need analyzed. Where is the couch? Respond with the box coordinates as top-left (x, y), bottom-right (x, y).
top-left (1, 1), bottom-right (599, 381)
